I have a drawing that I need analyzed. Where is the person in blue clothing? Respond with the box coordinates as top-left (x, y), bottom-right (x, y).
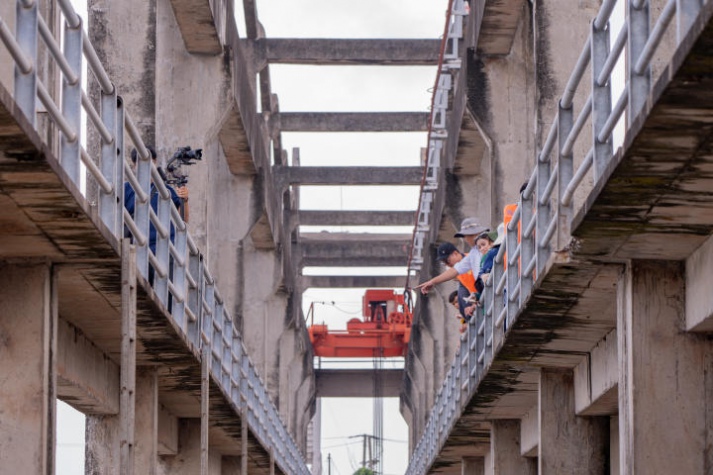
top-left (124, 146), bottom-right (189, 254)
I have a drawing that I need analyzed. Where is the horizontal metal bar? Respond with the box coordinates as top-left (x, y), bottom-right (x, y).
top-left (82, 29), bottom-right (114, 95)
top-left (597, 24), bottom-right (628, 87)
top-left (81, 91), bottom-right (113, 143)
top-left (561, 95), bottom-right (592, 156)
top-left (168, 242), bottom-right (185, 268)
top-left (185, 305), bottom-right (197, 322)
top-left (507, 206), bottom-right (520, 232)
top-left (148, 251), bottom-right (167, 279)
top-left (80, 148), bottom-right (113, 193)
top-left (170, 204), bottom-right (186, 232)
top-left (57, 0), bottom-right (81, 30)
top-left (598, 88), bottom-right (628, 143)
top-left (167, 280), bottom-right (185, 304)
top-left (123, 162), bottom-right (149, 204)
top-left (37, 81), bottom-right (77, 142)
top-left (523, 211), bottom-right (537, 239)
top-left (150, 167), bottom-right (170, 200)
top-left (561, 38), bottom-right (591, 109)
top-left (538, 119), bottom-right (559, 163)
top-left (539, 162), bottom-right (559, 206)
top-left (496, 272), bottom-right (507, 295)
top-left (187, 234), bottom-right (198, 255)
top-left (508, 244), bottom-right (521, 267)
top-left (509, 281), bottom-right (521, 302)
top-left (539, 215), bottom-right (558, 249)
top-left (635, 0), bottom-right (676, 75)
top-left (185, 269), bottom-right (197, 289)
top-left (522, 168), bottom-right (537, 200)
top-left (148, 208), bottom-right (169, 240)
top-left (38, 15), bottom-right (78, 85)
top-left (594, 0), bottom-right (620, 30)
top-left (495, 306), bottom-right (507, 329)
top-left (523, 254), bottom-right (537, 277)
top-left (123, 209), bottom-right (147, 246)
top-left (0, 17), bottom-right (33, 74)
top-left (125, 113), bottom-right (151, 161)
top-left (562, 148), bottom-right (594, 206)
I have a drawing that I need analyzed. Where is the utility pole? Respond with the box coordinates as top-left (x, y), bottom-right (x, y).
top-left (327, 453), bottom-right (331, 475)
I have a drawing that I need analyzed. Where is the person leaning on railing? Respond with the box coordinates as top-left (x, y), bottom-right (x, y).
top-left (416, 218), bottom-right (489, 316)
top-left (437, 242), bottom-right (476, 327)
top-left (124, 145), bottom-right (189, 254)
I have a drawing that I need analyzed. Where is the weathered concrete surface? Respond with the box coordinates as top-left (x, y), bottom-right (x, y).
top-left (300, 232), bottom-right (411, 267)
top-left (168, 0), bottom-right (224, 54)
top-left (315, 369), bottom-right (403, 398)
top-left (572, 2), bottom-right (713, 262)
top-left (618, 260), bottom-right (713, 475)
top-left (686, 234), bottom-right (713, 330)
top-left (489, 420), bottom-right (536, 475)
top-left (273, 165), bottom-right (423, 187)
top-left (538, 369), bottom-right (608, 474)
top-left (57, 318), bottom-right (120, 415)
top-left (574, 329), bottom-right (618, 416)
top-left (256, 38), bottom-right (440, 65)
top-left (280, 112), bottom-right (429, 132)
top-left (298, 209), bottom-right (414, 227)
top-left (477, 0), bottom-right (527, 56)
top-left (0, 264), bottom-right (55, 475)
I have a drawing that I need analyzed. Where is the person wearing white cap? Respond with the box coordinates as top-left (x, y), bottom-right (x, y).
top-left (416, 218), bottom-right (488, 298)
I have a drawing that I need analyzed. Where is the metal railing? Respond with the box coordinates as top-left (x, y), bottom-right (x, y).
top-left (0, 2), bottom-right (309, 473)
top-left (405, 0), bottom-right (706, 473)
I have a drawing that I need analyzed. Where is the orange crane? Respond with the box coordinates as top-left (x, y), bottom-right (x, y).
top-left (308, 289), bottom-right (413, 358)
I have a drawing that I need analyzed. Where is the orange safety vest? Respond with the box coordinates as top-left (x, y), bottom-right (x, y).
top-left (457, 270), bottom-right (477, 294)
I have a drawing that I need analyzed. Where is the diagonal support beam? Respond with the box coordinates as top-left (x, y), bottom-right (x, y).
top-left (280, 112), bottom-right (429, 132)
top-left (257, 38), bottom-right (441, 65)
top-left (274, 166), bottom-right (423, 187)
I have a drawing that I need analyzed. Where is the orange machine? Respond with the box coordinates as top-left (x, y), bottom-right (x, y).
top-left (308, 289), bottom-right (412, 358)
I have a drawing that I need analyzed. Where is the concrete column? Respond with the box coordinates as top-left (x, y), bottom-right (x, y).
top-left (159, 419), bottom-right (221, 474)
top-left (462, 456), bottom-right (485, 475)
top-left (490, 420), bottom-right (536, 475)
top-left (135, 368), bottom-right (159, 474)
top-left (0, 264), bottom-right (56, 474)
top-left (618, 260), bottom-right (713, 474)
top-left (538, 369), bottom-right (608, 474)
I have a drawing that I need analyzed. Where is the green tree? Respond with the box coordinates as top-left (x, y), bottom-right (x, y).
top-left (353, 469), bottom-right (374, 475)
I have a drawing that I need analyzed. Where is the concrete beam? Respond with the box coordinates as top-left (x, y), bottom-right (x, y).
top-left (168, 0), bottom-right (223, 54)
top-left (280, 112), bottom-right (429, 132)
top-left (686, 234), bottom-right (713, 331)
top-left (315, 369), bottom-right (403, 397)
top-left (57, 318), bottom-right (120, 415)
top-left (274, 166), bottom-right (423, 187)
top-left (298, 210), bottom-right (415, 227)
top-left (574, 330), bottom-right (618, 416)
top-left (300, 234), bottom-right (410, 267)
top-left (478, 0), bottom-right (527, 56)
top-left (258, 38), bottom-right (440, 65)
top-left (301, 275), bottom-right (408, 289)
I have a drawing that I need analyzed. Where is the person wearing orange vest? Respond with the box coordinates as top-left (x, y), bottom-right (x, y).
top-left (436, 242), bottom-right (477, 321)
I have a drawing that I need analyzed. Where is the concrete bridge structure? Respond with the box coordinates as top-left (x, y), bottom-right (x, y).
top-left (2, 0), bottom-right (713, 474)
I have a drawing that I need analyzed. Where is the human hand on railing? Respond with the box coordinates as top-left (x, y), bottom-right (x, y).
top-left (464, 303), bottom-right (476, 317)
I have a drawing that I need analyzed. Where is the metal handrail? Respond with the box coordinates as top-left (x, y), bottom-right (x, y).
top-left (0, 2), bottom-right (310, 472)
top-left (406, 1), bottom-right (703, 472)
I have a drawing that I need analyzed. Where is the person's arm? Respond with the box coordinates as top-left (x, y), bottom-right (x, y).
top-left (416, 267), bottom-right (458, 294)
top-left (173, 186), bottom-right (189, 222)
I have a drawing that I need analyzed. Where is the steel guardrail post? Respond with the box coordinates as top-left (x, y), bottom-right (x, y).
top-left (591, 19), bottom-right (614, 181)
top-left (60, 13), bottom-right (82, 183)
top-left (677, 0), bottom-right (702, 41)
top-left (100, 89), bottom-right (119, 235)
top-left (153, 190), bottom-right (171, 304)
top-left (627, 0), bottom-right (651, 121)
top-left (14, 0), bottom-right (37, 125)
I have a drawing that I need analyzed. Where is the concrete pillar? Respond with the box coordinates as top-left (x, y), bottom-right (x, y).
top-left (0, 264), bottom-right (56, 474)
top-left (159, 419), bottom-right (221, 474)
top-left (135, 368), bottom-right (159, 474)
top-left (618, 260), bottom-right (713, 474)
top-left (490, 420), bottom-right (536, 475)
top-left (221, 456), bottom-right (241, 474)
top-left (462, 456), bottom-right (485, 475)
top-left (538, 369), bottom-right (608, 474)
